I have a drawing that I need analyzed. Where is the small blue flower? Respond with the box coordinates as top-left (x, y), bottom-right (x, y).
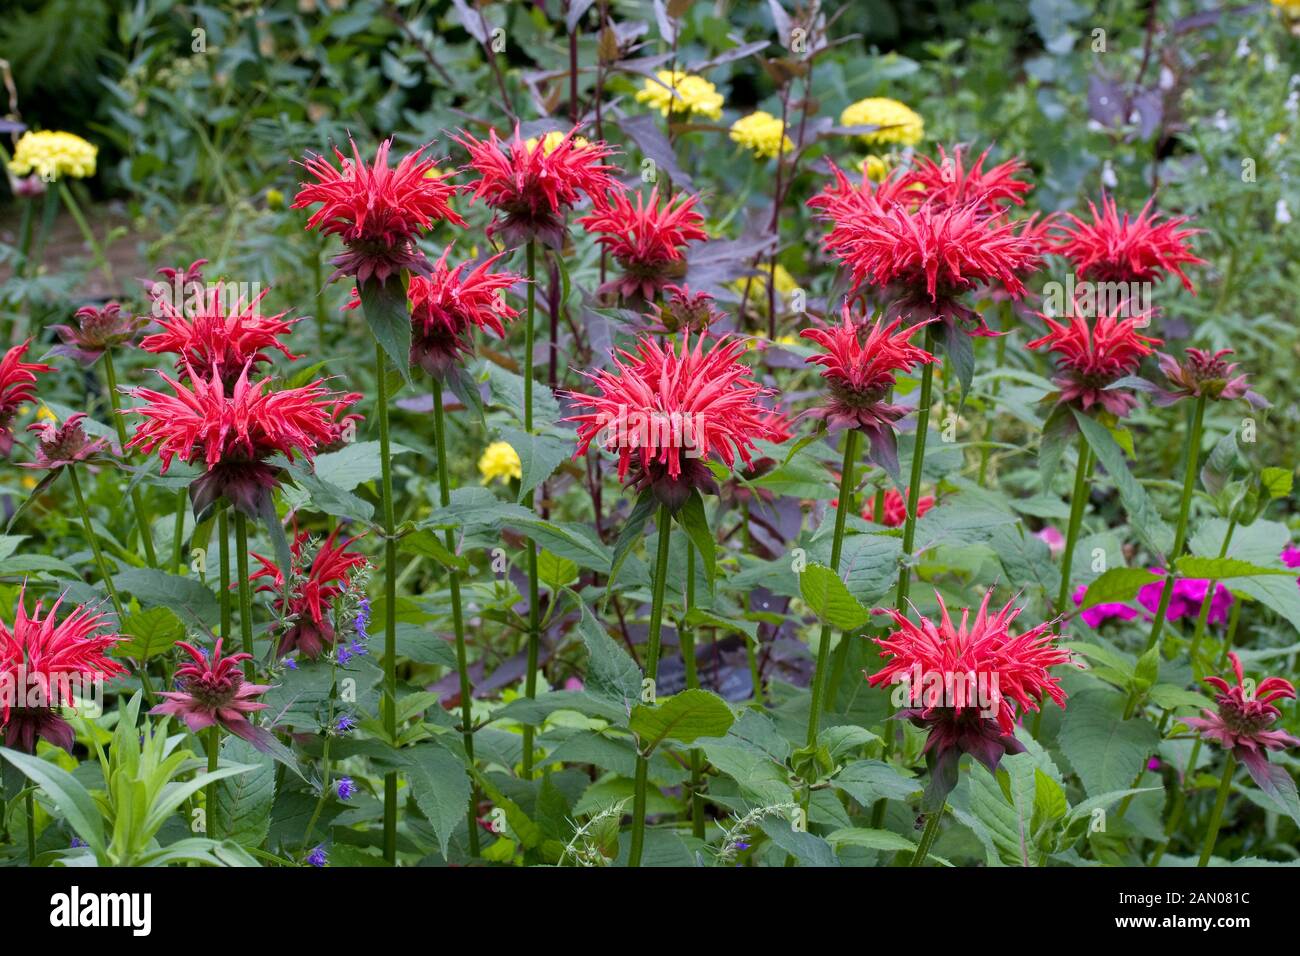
top-left (285, 656), bottom-right (298, 670)
top-left (337, 644), bottom-right (353, 665)
top-left (307, 844), bottom-right (328, 867)
top-left (348, 639), bottom-right (369, 658)
top-left (355, 597), bottom-right (371, 640)
top-left (70, 836), bottom-right (87, 849)
top-left (335, 713), bottom-right (356, 734)
top-left (336, 777), bottom-right (357, 801)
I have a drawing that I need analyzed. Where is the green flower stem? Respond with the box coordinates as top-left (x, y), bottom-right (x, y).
top-left (1197, 752), bottom-right (1236, 867)
top-left (68, 466), bottom-right (125, 620)
top-left (521, 240), bottom-right (543, 780)
top-left (627, 503), bottom-right (674, 868)
top-left (1143, 394), bottom-right (1208, 653)
top-left (1055, 436), bottom-right (1092, 621)
top-left (1187, 518), bottom-right (1236, 675)
top-left (806, 428), bottom-right (861, 748)
top-left (302, 732), bottom-right (332, 851)
top-left (207, 725), bottom-right (220, 841)
top-left (218, 510), bottom-right (232, 640)
top-left (910, 803), bottom-right (945, 866)
top-left (171, 489), bottom-right (186, 573)
top-left (25, 790), bottom-right (35, 864)
top-left (57, 181), bottom-right (112, 281)
top-left (681, 545), bottom-right (706, 840)
top-left (1149, 737), bottom-right (1204, 866)
top-left (375, 342), bottom-right (399, 865)
top-left (101, 350), bottom-right (157, 568)
top-left (894, 327), bottom-right (938, 614)
top-left (432, 379), bottom-right (481, 857)
top-left (233, 512), bottom-right (255, 678)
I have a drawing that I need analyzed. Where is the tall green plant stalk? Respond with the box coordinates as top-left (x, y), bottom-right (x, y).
top-left (894, 328), bottom-right (938, 613)
top-left (206, 726), bottom-right (220, 841)
top-left (1187, 518), bottom-right (1236, 673)
top-left (1055, 437), bottom-right (1092, 620)
top-left (233, 512), bottom-right (255, 679)
top-left (805, 429), bottom-right (861, 747)
top-left (218, 510), bottom-right (232, 640)
top-left (627, 504), bottom-right (673, 868)
top-left (521, 240), bottom-right (543, 779)
top-left (910, 803), bottom-right (945, 866)
top-left (1143, 394), bottom-right (1208, 654)
top-left (25, 790), bottom-right (35, 864)
top-left (374, 342), bottom-right (399, 864)
top-left (171, 489), bottom-right (187, 573)
top-left (680, 546), bottom-right (705, 839)
top-left (432, 379), bottom-right (481, 857)
top-left (1197, 753), bottom-right (1236, 867)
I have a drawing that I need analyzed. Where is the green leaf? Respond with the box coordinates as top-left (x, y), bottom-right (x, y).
top-left (1039, 403), bottom-right (1078, 492)
top-left (674, 490), bottom-right (715, 587)
top-left (1078, 567), bottom-right (1160, 610)
top-left (574, 599), bottom-right (641, 713)
top-left (818, 725), bottom-right (880, 759)
top-left (825, 827), bottom-right (918, 853)
top-left (212, 736), bottom-right (275, 847)
top-left (606, 488), bottom-right (657, 598)
top-left (4, 469), bottom-right (60, 534)
top-left (1260, 467), bottom-right (1293, 500)
top-left (498, 426), bottom-right (570, 503)
top-left (1073, 410), bottom-right (1173, 556)
top-left (537, 549), bottom-right (578, 590)
top-left (1058, 689), bottom-right (1160, 797)
top-left (1174, 556), bottom-right (1295, 579)
top-left (829, 759), bottom-right (921, 805)
top-left (758, 816), bottom-right (839, 867)
top-left (799, 563), bottom-right (869, 631)
top-left (505, 517), bottom-right (610, 570)
top-left (112, 568), bottom-right (219, 629)
top-left (312, 440), bottom-right (413, 492)
top-left (399, 529), bottom-right (469, 571)
top-left (405, 742), bottom-right (471, 859)
top-left (117, 607), bottom-right (185, 659)
top-left (359, 276), bottom-right (412, 385)
top-left (629, 688), bottom-right (734, 753)
top-left (969, 753), bottom-right (1039, 866)
top-left (1230, 574), bottom-right (1300, 633)
top-left (0, 747), bottom-right (105, 854)
top-left (1148, 684), bottom-right (1208, 711)
top-left (486, 363), bottom-right (561, 427)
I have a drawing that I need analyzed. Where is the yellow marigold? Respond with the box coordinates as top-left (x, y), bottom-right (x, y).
top-left (478, 441), bottom-right (522, 484)
top-left (860, 154), bottom-right (891, 183)
top-left (524, 131), bottom-right (591, 154)
top-left (839, 98), bottom-right (923, 148)
top-left (729, 111), bottom-right (793, 159)
top-left (635, 70), bottom-right (723, 120)
top-left (8, 130), bottom-right (98, 180)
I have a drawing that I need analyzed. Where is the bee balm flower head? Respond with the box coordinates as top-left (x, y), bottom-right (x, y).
top-left (0, 341), bottom-right (53, 459)
top-left (1052, 194), bottom-right (1205, 292)
top-left (293, 137), bottom-right (465, 284)
top-left (565, 333), bottom-right (777, 512)
top-left (150, 638), bottom-right (271, 742)
top-left (407, 247), bottom-right (521, 378)
top-left (900, 145), bottom-right (1033, 212)
top-left (1027, 306), bottom-right (1162, 417)
top-left (1155, 348), bottom-right (1268, 408)
top-left (456, 125), bottom-right (618, 249)
top-left (50, 302), bottom-right (148, 366)
top-left (23, 412), bottom-right (110, 470)
top-left (579, 187), bottom-right (708, 302)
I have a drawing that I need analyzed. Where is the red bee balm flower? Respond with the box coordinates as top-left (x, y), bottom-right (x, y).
top-left (293, 138), bottom-right (464, 284)
top-left (23, 412), bottom-right (110, 470)
top-left (51, 302), bottom-right (148, 366)
top-left (1156, 348), bottom-right (1268, 408)
top-left (456, 126), bottom-right (618, 249)
top-left (1027, 308), bottom-right (1162, 417)
top-left (899, 145), bottom-right (1033, 212)
top-left (800, 307), bottom-right (936, 473)
top-left (863, 488), bottom-right (935, 527)
top-left (249, 528), bottom-right (369, 659)
top-left (578, 187), bottom-right (708, 301)
top-left (0, 590), bottom-right (125, 753)
top-left (140, 285), bottom-right (299, 388)
top-left (150, 638), bottom-right (271, 743)
top-left (125, 364), bottom-right (360, 518)
top-left (1183, 652), bottom-right (1299, 795)
top-left (0, 340), bottom-right (53, 458)
top-left (867, 591), bottom-right (1070, 803)
top-left (566, 333), bottom-right (777, 511)
top-left (1052, 194), bottom-right (1205, 292)
top-left (408, 247), bottom-right (521, 377)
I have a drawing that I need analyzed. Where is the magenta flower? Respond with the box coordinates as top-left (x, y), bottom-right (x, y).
top-left (1137, 570), bottom-right (1233, 626)
top-left (1155, 348), bottom-right (1268, 409)
top-left (150, 639), bottom-right (272, 745)
top-left (22, 413), bottom-right (110, 470)
top-left (1036, 526), bottom-right (1065, 558)
top-left (1072, 583), bottom-right (1141, 628)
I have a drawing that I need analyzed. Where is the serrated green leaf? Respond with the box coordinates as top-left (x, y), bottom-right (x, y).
top-left (799, 563), bottom-right (869, 631)
top-left (629, 688), bottom-right (734, 753)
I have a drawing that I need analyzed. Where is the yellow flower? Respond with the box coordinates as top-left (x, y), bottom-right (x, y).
top-left (635, 70), bottom-right (723, 121)
top-left (479, 441), bottom-right (522, 484)
top-left (839, 98), bottom-right (924, 148)
top-left (729, 111), bottom-right (793, 159)
top-left (36, 404), bottom-right (57, 423)
top-left (8, 130), bottom-right (98, 180)
top-left (730, 265), bottom-right (800, 316)
top-left (524, 131), bottom-right (590, 154)
top-left (1272, 0), bottom-right (1300, 17)
top-left (861, 154), bottom-right (891, 182)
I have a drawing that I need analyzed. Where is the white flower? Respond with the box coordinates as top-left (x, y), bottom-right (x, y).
top-left (1276, 198), bottom-right (1292, 225)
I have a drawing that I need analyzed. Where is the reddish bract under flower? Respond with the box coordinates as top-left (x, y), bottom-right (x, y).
top-left (1027, 308), bottom-right (1162, 417)
top-left (1155, 348), bottom-right (1267, 408)
top-left (293, 138), bottom-right (464, 284)
top-left (565, 333), bottom-right (777, 511)
top-left (250, 528), bottom-right (368, 659)
top-left (125, 364), bottom-right (360, 517)
top-left (0, 340), bottom-right (53, 458)
top-left (863, 488), bottom-right (935, 526)
top-left (456, 126), bottom-right (618, 249)
top-left (0, 589), bottom-right (125, 753)
top-left (645, 283), bottom-right (725, 334)
top-left (1183, 652), bottom-right (1299, 794)
top-left (1052, 194), bottom-right (1205, 292)
top-left (407, 247), bottom-right (521, 377)
top-left (51, 302), bottom-right (147, 366)
top-left (867, 591), bottom-right (1070, 801)
top-left (899, 145), bottom-right (1033, 212)
top-left (150, 638), bottom-right (270, 742)
top-left (140, 285), bottom-right (300, 387)
top-left (578, 187), bottom-right (708, 301)
top-left (23, 412), bottom-right (110, 470)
